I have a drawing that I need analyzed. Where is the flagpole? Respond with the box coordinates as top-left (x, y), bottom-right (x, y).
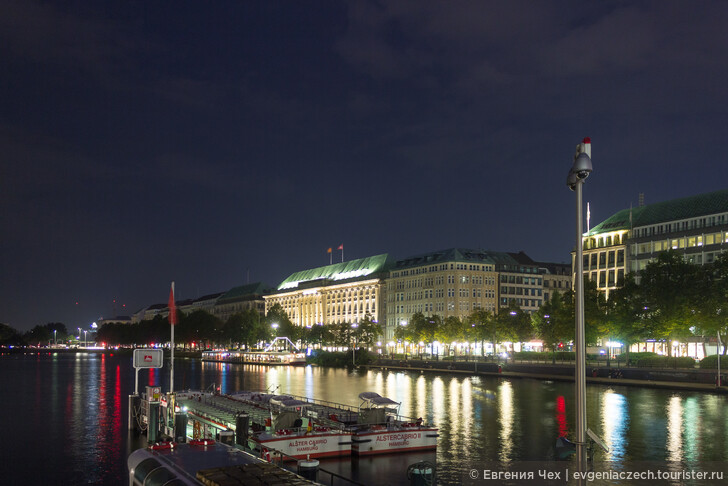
top-left (170, 281), bottom-right (175, 393)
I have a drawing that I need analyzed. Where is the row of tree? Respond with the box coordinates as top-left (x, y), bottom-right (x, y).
top-left (395, 250), bottom-right (728, 358)
top-left (6, 250), bottom-right (727, 356)
top-left (92, 304), bottom-right (384, 350)
top-left (2, 322), bottom-right (76, 347)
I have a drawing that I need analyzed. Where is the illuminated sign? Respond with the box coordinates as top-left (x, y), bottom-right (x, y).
top-left (133, 348), bottom-right (164, 369)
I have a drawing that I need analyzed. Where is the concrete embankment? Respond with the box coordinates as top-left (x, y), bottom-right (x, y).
top-left (363, 358), bottom-right (728, 394)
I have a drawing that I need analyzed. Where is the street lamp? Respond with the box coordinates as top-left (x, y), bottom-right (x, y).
top-left (54, 329), bottom-right (57, 345)
top-left (83, 330), bottom-right (88, 348)
top-left (567, 137), bottom-right (603, 470)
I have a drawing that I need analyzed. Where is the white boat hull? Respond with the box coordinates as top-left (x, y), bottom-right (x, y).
top-left (352, 426), bottom-right (439, 455)
top-left (257, 431), bottom-right (353, 460)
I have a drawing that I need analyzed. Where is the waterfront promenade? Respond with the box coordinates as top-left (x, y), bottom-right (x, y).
top-left (364, 357), bottom-right (728, 394)
top-left (10, 346), bottom-right (727, 394)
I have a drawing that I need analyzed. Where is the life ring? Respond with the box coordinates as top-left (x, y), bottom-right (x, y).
top-left (150, 441), bottom-right (175, 450)
top-left (190, 438), bottom-right (215, 446)
top-left (262, 448), bottom-right (271, 461)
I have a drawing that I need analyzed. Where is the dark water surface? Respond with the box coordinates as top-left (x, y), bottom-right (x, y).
top-left (2, 352), bottom-right (727, 485)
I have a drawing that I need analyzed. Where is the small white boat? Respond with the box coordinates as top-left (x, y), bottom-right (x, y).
top-left (201, 338), bottom-right (306, 366)
top-left (350, 392), bottom-right (439, 455)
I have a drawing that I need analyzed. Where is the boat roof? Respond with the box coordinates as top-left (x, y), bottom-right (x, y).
top-left (358, 392), bottom-right (400, 407)
top-left (270, 395), bottom-right (309, 408)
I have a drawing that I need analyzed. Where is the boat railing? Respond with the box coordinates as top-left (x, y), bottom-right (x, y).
top-left (283, 393), bottom-right (359, 415)
top-left (247, 438), bottom-right (366, 486)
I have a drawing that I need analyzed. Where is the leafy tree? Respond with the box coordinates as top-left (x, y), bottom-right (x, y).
top-left (606, 273), bottom-right (644, 362)
top-left (0, 323), bottom-right (24, 346)
top-left (583, 278), bottom-right (609, 345)
top-left (497, 300), bottom-right (533, 356)
top-left (639, 250), bottom-right (700, 355)
top-left (221, 313), bottom-right (246, 347)
top-left (354, 313), bottom-right (383, 347)
top-left (393, 319), bottom-right (416, 343)
top-left (24, 322), bottom-right (68, 346)
top-left (177, 310), bottom-right (221, 349)
top-left (696, 252), bottom-right (728, 354)
top-left (533, 290), bottom-right (572, 361)
top-left (241, 308), bottom-right (268, 348)
top-left (265, 303), bottom-right (298, 342)
top-left (435, 316), bottom-right (467, 356)
top-left (329, 322), bottom-right (357, 348)
top-left (302, 323), bottom-right (332, 349)
top-left (468, 308), bottom-right (498, 356)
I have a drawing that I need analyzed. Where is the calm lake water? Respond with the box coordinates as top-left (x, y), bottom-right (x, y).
top-left (2, 351), bottom-right (727, 485)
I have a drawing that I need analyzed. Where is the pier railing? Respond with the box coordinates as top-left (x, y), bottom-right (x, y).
top-left (247, 438), bottom-right (366, 486)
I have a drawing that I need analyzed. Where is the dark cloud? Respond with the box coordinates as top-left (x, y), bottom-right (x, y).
top-left (2, 0), bottom-right (728, 331)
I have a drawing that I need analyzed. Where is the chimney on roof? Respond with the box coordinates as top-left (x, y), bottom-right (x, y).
top-left (638, 193), bottom-right (645, 207)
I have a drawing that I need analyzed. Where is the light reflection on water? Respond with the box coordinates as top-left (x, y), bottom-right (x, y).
top-left (2, 354), bottom-right (728, 485)
top-left (601, 390), bottom-right (628, 461)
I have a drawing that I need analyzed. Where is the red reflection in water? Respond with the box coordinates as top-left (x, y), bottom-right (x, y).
top-left (556, 395), bottom-right (569, 437)
top-left (113, 365), bottom-right (121, 432)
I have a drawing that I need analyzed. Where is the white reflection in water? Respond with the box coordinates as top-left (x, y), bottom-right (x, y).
top-left (498, 381), bottom-right (514, 463)
top-left (385, 372), bottom-right (411, 409)
top-left (432, 377), bottom-right (445, 427)
top-left (304, 365), bottom-right (314, 397)
top-left (682, 397), bottom-right (699, 462)
top-left (416, 375), bottom-right (427, 420)
top-left (666, 395), bottom-right (683, 462)
top-left (266, 366), bottom-right (279, 392)
top-left (601, 390), bottom-right (627, 460)
top-left (385, 371), bottom-right (399, 401)
top-left (449, 378), bottom-right (461, 430)
top-left (448, 379), bottom-right (462, 452)
top-left (461, 378), bottom-right (473, 460)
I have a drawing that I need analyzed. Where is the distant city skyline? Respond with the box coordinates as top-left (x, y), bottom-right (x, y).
top-left (3, 1), bottom-right (728, 331)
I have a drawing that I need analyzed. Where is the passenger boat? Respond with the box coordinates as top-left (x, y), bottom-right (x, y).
top-left (349, 392), bottom-right (439, 455)
top-left (162, 388), bottom-right (437, 461)
top-left (201, 337), bottom-right (306, 366)
top-left (175, 390), bottom-right (353, 461)
top-left (230, 391), bottom-right (438, 456)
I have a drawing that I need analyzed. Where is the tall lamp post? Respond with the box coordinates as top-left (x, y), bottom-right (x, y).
top-left (567, 137), bottom-right (593, 471)
top-left (83, 330), bottom-right (88, 348)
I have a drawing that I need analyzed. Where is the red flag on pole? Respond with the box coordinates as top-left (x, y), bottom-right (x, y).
top-left (337, 244), bottom-right (343, 250)
top-left (168, 283), bottom-right (177, 325)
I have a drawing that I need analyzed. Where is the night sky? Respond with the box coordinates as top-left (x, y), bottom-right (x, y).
top-left (3, 1), bottom-right (728, 332)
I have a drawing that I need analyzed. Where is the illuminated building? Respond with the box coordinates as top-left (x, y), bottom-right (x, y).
top-left (538, 261), bottom-right (572, 303)
top-left (492, 251), bottom-right (546, 314)
top-left (213, 283), bottom-right (269, 322)
top-left (386, 248), bottom-right (559, 341)
top-left (263, 254), bottom-right (392, 328)
top-left (581, 189), bottom-right (728, 298)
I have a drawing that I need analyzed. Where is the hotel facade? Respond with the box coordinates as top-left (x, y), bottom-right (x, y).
top-left (263, 254), bottom-right (391, 328)
top-left (581, 189), bottom-right (728, 298)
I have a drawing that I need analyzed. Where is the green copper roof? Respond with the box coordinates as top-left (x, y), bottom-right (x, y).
top-left (277, 254), bottom-right (391, 290)
top-left (588, 189), bottom-right (728, 236)
top-left (217, 282), bottom-right (269, 303)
